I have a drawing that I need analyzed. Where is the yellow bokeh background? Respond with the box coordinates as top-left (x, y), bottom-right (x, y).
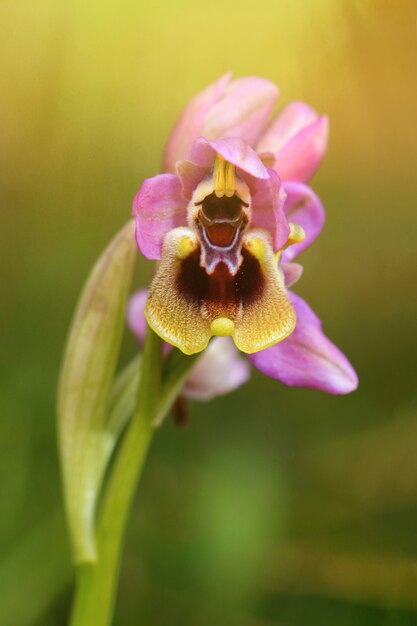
top-left (0, 1), bottom-right (416, 624)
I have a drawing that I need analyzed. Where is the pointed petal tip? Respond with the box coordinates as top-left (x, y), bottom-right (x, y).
top-left (314, 113), bottom-right (329, 151)
top-left (328, 365), bottom-right (359, 395)
top-left (257, 100), bottom-right (329, 183)
top-left (256, 100), bottom-right (319, 154)
top-left (248, 292), bottom-right (359, 395)
top-left (228, 76), bottom-right (279, 101)
top-left (273, 114), bottom-right (329, 183)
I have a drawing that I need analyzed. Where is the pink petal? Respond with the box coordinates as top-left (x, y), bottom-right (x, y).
top-left (176, 160), bottom-right (210, 200)
top-left (127, 290), bottom-right (148, 343)
top-left (132, 174), bottom-right (187, 260)
top-left (282, 262), bottom-right (303, 287)
top-left (257, 101), bottom-right (319, 154)
top-left (191, 137), bottom-right (269, 181)
top-left (257, 150), bottom-right (277, 168)
top-left (127, 289), bottom-right (170, 354)
top-left (248, 292), bottom-right (358, 394)
top-left (183, 337), bottom-right (251, 401)
top-left (202, 77), bottom-right (279, 147)
top-left (272, 116), bottom-right (329, 183)
top-left (281, 181), bottom-right (325, 262)
top-left (127, 291), bottom-right (250, 400)
top-left (162, 75), bottom-right (279, 173)
top-left (162, 73), bottom-right (232, 174)
top-left (251, 168), bottom-right (290, 251)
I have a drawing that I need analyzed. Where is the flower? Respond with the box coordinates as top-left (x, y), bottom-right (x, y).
top-left (131, 74), bottom-right (358, 394)
top-left (128, 290), bottom-right (251, 400)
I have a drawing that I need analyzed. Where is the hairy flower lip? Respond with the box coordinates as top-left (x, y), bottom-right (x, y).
top-left (128, 289), bottom-right (251, 400)
top-left (145, 227), bottom-right (296, 354)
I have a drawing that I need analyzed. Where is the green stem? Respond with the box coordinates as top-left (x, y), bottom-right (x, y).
top-left (69, 330), bottom-right (198, 626)
top-left (69, 328), bottom-right (161, 626)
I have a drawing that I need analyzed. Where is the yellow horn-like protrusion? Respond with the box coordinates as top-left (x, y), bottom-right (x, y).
top-left (214, 154), bottom-right (236, 198)
top-left (284, 222), bottom-right (306, 248)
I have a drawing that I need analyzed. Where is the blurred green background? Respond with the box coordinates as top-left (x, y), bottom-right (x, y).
top-left (1, 1), bottom-right (416, 624)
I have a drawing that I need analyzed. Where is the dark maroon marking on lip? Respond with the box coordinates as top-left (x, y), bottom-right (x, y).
top-left (195, 192), bottom-right (249, 248)
top-left (195, 192), bottom-right (248, 221)
top-left (203, 221), bottom-right (239, 247)
top-left (176, 246), bottom-right (264, 309)
top-left (198, 211), bottom-right (248, 248)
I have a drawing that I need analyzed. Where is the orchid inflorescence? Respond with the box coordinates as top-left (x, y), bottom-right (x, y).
top-left (130, 74), bottom-right (358, 396)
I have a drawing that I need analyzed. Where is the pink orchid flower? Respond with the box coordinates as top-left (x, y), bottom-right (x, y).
top-left (131, 74), bottom-right (358, 394)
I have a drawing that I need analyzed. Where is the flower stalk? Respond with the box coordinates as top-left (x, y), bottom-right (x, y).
top-left (69, 328), bottom-right (199, 626)
top-left (69, 327), bottom-right (161, 626)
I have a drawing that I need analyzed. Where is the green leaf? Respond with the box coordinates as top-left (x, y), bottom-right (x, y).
top-left (98, 354), bottom-right (142, 489)
top-left (58, 221), bottom-right (136, 563)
